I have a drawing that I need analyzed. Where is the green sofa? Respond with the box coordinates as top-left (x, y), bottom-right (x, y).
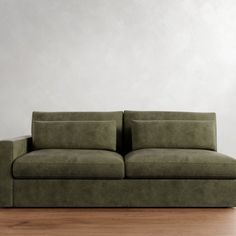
top-left (1, 111), bottom-right (236, 207)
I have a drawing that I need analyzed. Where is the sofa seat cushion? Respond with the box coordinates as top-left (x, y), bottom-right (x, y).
top-left (125, 148), bottom-right (236, 179)
top-left (13, 149), bottom-right (124, 179)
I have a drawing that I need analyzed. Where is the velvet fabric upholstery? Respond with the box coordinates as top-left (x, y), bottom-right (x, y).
top-left (124, 111), bottom-right (216, 154)
top-left (32, 120), bottom-right (116, 151)
top-left (13, 149), bottom-right (124, 179)
top-left (131, 120), bottom-right (216, 150)
top-left (32, 111), bottom-right (123, 153)
top-left (0, 136), bottom-right (32, 207)
top-left (125, 149), bottom-right (236, 179)
top-left (1, 111), bottom-right (236, 208)
top-left (14, 179), bottom-right (236, 207)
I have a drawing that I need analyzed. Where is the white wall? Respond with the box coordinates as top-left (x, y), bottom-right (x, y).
top-left (0, 0), bottom-right (236, 156)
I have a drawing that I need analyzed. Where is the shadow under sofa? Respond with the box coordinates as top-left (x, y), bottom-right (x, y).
top-left (1, 111), bottom-right (236, 207)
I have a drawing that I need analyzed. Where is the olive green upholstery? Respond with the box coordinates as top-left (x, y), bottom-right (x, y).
top-left (13, 149), bottom-right (124, 179)
top-left (0, 111), bottom-right (236, 207)
top-left (131, 120), bottom-right (216, 150)
top-left (32, 111), bottom-right (123, 153)
top-left (14, 179), bottom-right (236, 207)
top-left (0, 136), bottom-right (32, 207)
top-left (32, 120), bottom-right (117, 151)
top-left (124, 110), bottom-right (216, 154)
top-left (125, 148), bottom-right (236, 179)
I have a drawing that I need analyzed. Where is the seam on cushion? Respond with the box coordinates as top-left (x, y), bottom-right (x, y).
top-left (126, 162), bottom-right (236, 165)
top-left (14, 177), bottom-right (123, 179)
top-left (126, 175), bottom-right (236, 178)
top-left (15, 163), bottom-right (122, 165)
top-left (127, 175), bottom-right (236, 179)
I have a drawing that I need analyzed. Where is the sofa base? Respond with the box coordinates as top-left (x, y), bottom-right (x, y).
top-left (13, 179), bottom-right (236, 207)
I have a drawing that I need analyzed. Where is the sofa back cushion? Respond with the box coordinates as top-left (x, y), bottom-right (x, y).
top-left (131, 120), bottom-right (216, 150)
top-left (32, 120), bottom-right (116, 151)
top-left (124, 111), bottom-right (217, 153)
top-left (32, 112), bottom-right (123, 152)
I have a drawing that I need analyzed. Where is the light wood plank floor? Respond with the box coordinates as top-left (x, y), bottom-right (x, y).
top-left (0, 208), bottom-right (236, 236)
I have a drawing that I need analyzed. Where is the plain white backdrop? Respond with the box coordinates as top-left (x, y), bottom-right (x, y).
top-left (0, 0), bottom-right (236, 156)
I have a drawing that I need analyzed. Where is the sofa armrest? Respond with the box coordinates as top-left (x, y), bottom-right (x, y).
top-left (0, 136), bottom-right (32, 207)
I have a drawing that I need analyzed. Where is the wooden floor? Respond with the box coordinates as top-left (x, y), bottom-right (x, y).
top-left (0, 208), bottom-right (236, 236)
